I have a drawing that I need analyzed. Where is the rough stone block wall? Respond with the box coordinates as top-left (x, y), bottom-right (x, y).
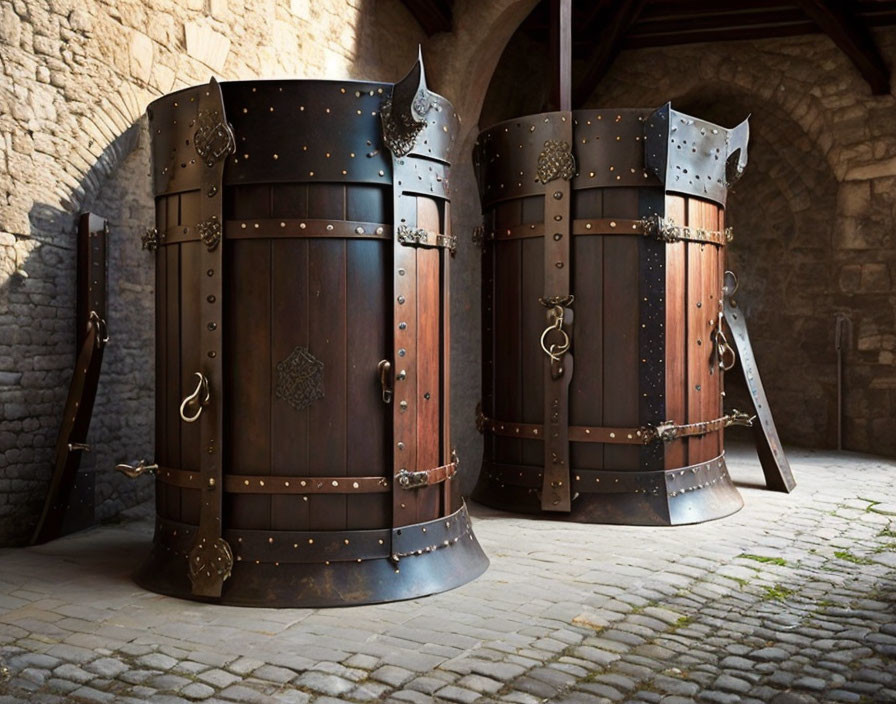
top-left (0, 0), bottom-right (428, 545)
top-left (588, 30), bottom-right (896, 457)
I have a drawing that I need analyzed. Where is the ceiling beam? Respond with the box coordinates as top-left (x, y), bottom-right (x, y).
top-left (793, 0), bottom-right (890, 94)
top-left (399, 0), bottom-right (453, 36)
top-left (571, 0), bottom-right (648, 107)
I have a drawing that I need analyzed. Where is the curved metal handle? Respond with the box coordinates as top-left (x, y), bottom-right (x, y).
top-left (723, 270), bottom-right (739, 297)
top-left (115, 460), bottom-right (159, 479)
top-left (180, 372), bottom-right (210, 423)
top-left (378, 360), bottom-right (393, 404)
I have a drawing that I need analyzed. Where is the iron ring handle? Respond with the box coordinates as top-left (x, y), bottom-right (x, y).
top-left (541, 326), bottom-right (570, 362)
top-left (723, 270), bottom-right (739, 297)
top-left (180, 372), bottom-right (210, 423)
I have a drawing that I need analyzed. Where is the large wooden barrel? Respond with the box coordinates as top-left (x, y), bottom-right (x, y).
top-left (135, 60), bottom-right (487, 606)
top-left (472, 105), bottom-right (751, 525)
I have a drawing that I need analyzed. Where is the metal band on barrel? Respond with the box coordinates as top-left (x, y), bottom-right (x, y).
top-left (154, 502), bottom-right (475, 565)
top-left (476, 407), bottom-right (753, 445)
top-left (482, 453), bottom-right (733, 497)
top-left (474, 216), bottom-right (733, 246)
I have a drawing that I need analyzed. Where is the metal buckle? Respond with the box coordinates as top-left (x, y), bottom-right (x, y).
top-left (725, 410), bottom-right (755, 428)
top-left (198, 217), bottom-right (222, 251)
top-left (194, 111), bottom-right (235, 167)
top-left (142, 227), bottom-right (159, 252)
top-left (396, 468), bottom-right (429, 490)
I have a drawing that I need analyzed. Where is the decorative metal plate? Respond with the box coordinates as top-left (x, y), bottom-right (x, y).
top-left (276, 346), bottom-right (325, 412)
top-left (536, 140), bottom-right (576, 183)
top-left (194, 109), bottom-right (235, 167)
top-left (198, 217), bottom-right (222, 251)
top-left (188, 536), bottom-right (233, 593)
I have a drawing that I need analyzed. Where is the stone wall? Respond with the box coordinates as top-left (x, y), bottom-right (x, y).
top-left (480, 27), bottom-right (896, 459)
top-left (0, 0), bottom-right (428, 545)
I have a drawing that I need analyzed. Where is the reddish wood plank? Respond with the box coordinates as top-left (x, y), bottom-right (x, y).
top-left (164, 242), bottom-right (181, 521)
top-left (415, 197), bottom-right (441, 523)
top-left (308, 237), bottom-right (348, 531)
top-left (155, 212), bottom-right (168, 520)
top-left (492, 199), bottom-right (523, 467)
top-left (664, 195), bottom-right (687, 469)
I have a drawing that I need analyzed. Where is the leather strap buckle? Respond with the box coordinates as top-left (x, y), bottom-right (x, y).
top-left (396, 469), bottom-right (430, 489)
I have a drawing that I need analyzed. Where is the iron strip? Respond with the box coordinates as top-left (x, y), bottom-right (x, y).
top-left (484, 453), bottom-right (731, 495)
top-left (154, 503), bottom-right (474, 565)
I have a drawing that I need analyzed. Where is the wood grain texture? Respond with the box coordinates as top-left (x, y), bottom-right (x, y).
top-left (664, 195), bottom-right (687, 469)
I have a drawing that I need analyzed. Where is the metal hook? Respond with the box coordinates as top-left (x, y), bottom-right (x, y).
top-left (180, 372), bottom-right (210, 423)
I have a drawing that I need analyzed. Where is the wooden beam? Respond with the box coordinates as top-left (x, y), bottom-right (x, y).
top-left (624, 21), bottom-right (821, 49)
top-left (794, 0), bottom-right (890, 94)
top-left (572, 0), bottom-right (648, 107)
top-left (399, 0), bottom-right (453, 36)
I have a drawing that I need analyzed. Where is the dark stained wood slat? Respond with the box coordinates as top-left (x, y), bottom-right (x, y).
top-left (226, 239), bottom-right (272, 530)
top-left (569, 187), bottom-right (603, 471)
top-left (270, 238), bottom-right (310, 531)
top-left (794, 0), bottom-right (891, 94)
top-left (346, 239), bottom-right (389, 530)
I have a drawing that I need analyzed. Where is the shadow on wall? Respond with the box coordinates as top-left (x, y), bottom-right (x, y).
top-left (0, 121), bottom-right (155, 547)
top-left (670, 86), bottom-right (842, 452)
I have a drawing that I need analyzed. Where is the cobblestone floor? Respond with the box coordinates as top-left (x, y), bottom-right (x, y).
top-left (1, 445), bottom-right (895, 704)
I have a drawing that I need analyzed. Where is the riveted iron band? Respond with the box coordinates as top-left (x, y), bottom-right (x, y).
top-left (482, 453), bottom-right (732, 497)
top-left (476, 217), bottom-right (732, 246)
top-left (154, 502), bottom-right (474, 565)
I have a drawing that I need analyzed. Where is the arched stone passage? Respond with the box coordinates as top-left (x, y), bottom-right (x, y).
top-left (673, 86), bottom-right (841, 449)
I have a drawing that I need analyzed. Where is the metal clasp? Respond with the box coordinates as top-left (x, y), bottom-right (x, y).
top-left (725, 410), bottom-right (755, 428)
top-left (115, 460), bottom-right (159, 479)
top-left (397, 468), bottom-right (429, 489)
top-left (378, 359), bottom-right (393, 404)
top-left (654, 421), bottom-right (679, 443)
top-left (180, 372), bottom-right (210, 423)
top-left (67, 443), bottom-right (91, 452)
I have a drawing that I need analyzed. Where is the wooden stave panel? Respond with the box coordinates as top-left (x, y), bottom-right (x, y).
top-left (484, 190), bottom-right (729, 478)
top-left (158, 182), bottom-right (396, 535)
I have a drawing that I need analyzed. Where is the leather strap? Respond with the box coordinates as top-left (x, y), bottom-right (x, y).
top-left (724, 285), bottom-right (796, 493)
top-left (477, 409), bottom-right (753, 445)
top-left (31, 214), bottom-right (108, 545)
top-left (189, 78), bottom-right (234, 598)
top-left (482, 453), bottom-right (732, 497)
top-left (479, 217), bottom-right (732, 246)
top-left (156, 466), bottom-right (392, 494)
top-left (540, 112), bottom-right (574, 512)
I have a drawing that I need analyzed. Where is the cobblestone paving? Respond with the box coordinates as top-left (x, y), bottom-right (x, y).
top-left (1, 445), bottom-right (895, 704)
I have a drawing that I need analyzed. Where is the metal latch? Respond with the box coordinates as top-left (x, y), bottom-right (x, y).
top-left (396, 469), bottom-right (429, 489)
top-left (378, 359), bottom-right (393, 404)
top-left (115, 460), bottom-right (159, 479)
